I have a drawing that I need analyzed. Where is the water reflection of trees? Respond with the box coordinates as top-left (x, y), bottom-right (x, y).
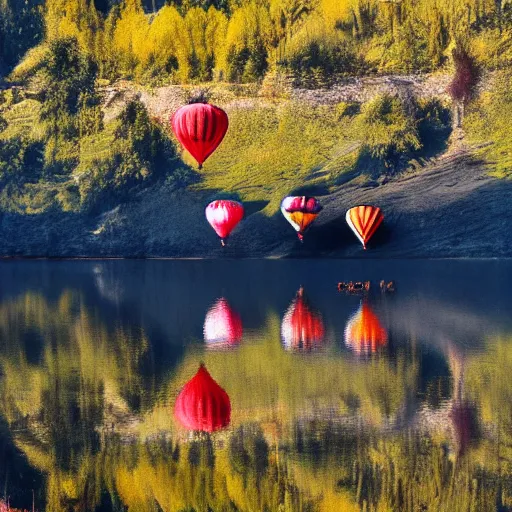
top-left (0, 293), bottom-right (511, 510)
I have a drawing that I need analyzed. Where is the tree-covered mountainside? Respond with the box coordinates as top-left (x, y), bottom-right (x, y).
top-left (2, 0), bottom-right (512, 84)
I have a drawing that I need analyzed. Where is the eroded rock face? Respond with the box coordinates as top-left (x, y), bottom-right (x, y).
top-left (291, 74), bottom-right (454, 105)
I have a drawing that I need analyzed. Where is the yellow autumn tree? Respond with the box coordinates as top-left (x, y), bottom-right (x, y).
top-left (219, 1), bottom-right (273, 81)
top-left (112, 0), bottom-right (150, 77)
top-left (144, 4), bottom-right (189, 82)
top-left (44, 0), bottom-right (101, 52)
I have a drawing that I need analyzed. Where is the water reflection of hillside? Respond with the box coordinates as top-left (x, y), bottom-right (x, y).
top-left (0, 261), bottom-right (511, 510)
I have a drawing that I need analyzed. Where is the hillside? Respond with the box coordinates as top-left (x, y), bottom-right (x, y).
top-left (0, 49), bottom-right (510, 259)
top-left (0, 75), bottom-right (510, 258)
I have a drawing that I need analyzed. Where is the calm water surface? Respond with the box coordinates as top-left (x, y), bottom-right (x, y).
top-left (0, 260), bottom-right (511, 512)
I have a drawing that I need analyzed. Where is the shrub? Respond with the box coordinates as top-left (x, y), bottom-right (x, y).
top-left (0, 138), bottom-right (44, 190)
top-left (114, 98), bottom-right (173, 183)
top-left (416, 98), bottom-right (452, 152)
top-left (38, 37), bottom-right (102, 143)
top-left (164, 167), bottom-right (200, 188)
top-left (335, 101), bottom-right (360, 119)
top-left (259, 69), bottom-right (293, 99)
top-left (78, 99), bottom-right (177, 211)
top-left (9, 45), bottom-right (50, 83)
top-left (0, 112), bottom-right (7, 133)
top-left (358, 94), bottom-right (421, 168)
top-left (285, 39), bottom-right (360, 87)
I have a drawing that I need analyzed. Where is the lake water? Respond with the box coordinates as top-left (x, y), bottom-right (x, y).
top-left (0, 259), bottom-right (511, 512)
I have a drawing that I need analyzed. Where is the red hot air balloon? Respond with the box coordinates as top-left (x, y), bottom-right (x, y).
top-left (171, 103), bottom-right (228, 169)
top-left (174, 364), bottom-right (231, 433)
top-left (206, 200), bottom-right (244, 246)
top-left (346, 205), bottom-right (384, 250)
top-left (203, 298), bottom-right (243, 349)
top-left (344, 302), bottom-right (388, 354)
top-left (281, 196), bottom-right (323, 241)
top-left (281, 287), bottom-right (325, 351)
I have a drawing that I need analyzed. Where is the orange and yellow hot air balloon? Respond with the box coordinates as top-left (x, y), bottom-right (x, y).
top-left (281, 196), bottom-right (322, 241)
top-left (344, 301), bottom-right (388, 354)
top-left (346, 205), bottom-right (384, 250)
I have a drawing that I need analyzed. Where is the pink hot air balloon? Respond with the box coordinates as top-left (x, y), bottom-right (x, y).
top-left (174, 364), bottom-right (231, 433)
top-left (204, 298), bottom-right (243, 348)
top-left (205, 200), bottom-right (244, 246)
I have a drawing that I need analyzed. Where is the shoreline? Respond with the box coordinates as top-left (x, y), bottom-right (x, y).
top-left (1, 256), bottom-right (511, 261)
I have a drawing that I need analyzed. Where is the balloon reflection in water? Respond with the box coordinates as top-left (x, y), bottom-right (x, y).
top-left (203, 298), bottom-right (243, 349)
top-left (450, 401), bottom-right (479, 457)
top-left (446, 346), bottom-right (479, 457)
top-left (344, 302), bottom-right (388, 354)
top-left (174, 364), bottom-right (231, 433)
top-left (281, 287), bottom-right (325, 352)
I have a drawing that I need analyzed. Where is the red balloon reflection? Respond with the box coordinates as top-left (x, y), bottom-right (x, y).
top-left (281, 287), bottom-right (325, 352)
top-left (203, 298), bottom-right (243, 349)
top-left (344, 302), bottom-right (388, 354)
top-left (450, 401), bottom-right (479, 456)
top-left (174, 364), bottom-right (231, 433)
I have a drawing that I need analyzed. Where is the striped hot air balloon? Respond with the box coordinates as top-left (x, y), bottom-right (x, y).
top-left (346, 205), bottom-right (384, 250)
top-left (344, 302), bottom-right (388, 354)
top-left (174, 364), bottom-right (231, 433)
top-left (281, 196), bottom-right (322, 241)
top-left (205, 200), bottom-right (244, 246)
top-left (171, 103), bottom-right (228, 169)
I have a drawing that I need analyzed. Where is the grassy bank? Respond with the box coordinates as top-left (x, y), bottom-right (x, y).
top-left (464, 71), bottom-right (512, 178)
top-left (0, 79), bottom-right (454, 217)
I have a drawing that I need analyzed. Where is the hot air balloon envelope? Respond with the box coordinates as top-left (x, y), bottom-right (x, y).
top-left (344, 302), bottom-right (388, 354)
top-left (281, 288), bottom-right (325, 351)
top-left (171, 103), bottom-right (228, 167)
top-left (281, 196), bottom-right (322, 241)
top-left (205, 200), bottom-right (244, 245)
top-left (174, 365), bottom-right (231, 433)
top-left (346, 205), bottom-right (384, 250)
top-left (204, 298), bottom-right (243, 348)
